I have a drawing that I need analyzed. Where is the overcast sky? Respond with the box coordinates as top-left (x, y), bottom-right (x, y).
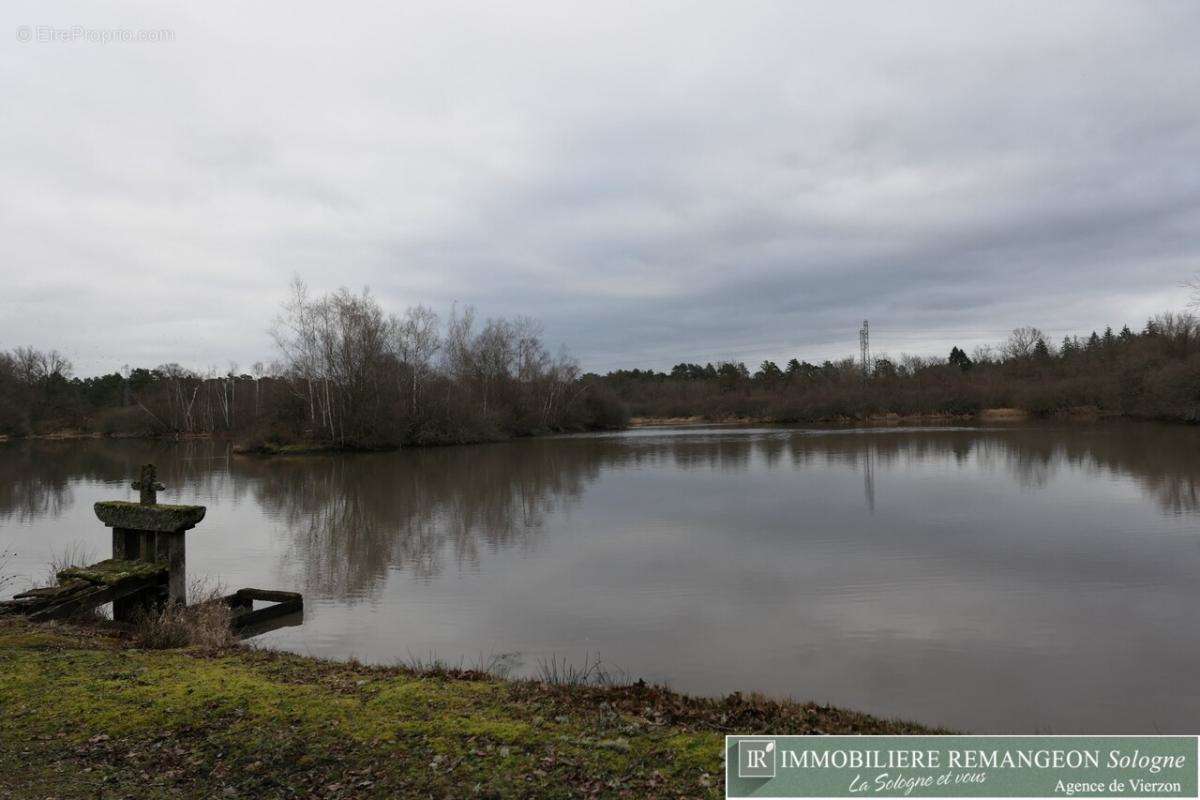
top-left (2, 1), bottom-right (1199, 376)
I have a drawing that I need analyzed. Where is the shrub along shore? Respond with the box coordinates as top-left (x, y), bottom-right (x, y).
top-left (0, 617), bottom-right (938, 799)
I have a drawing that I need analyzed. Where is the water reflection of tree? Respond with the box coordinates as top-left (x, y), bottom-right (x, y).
top-left (0, 438), bottom-right (246, 525)
top-left (4, 423), bottom-right (1200, 601)
top-left (670, 435), bottom-right (754, 471)
top-left (0, 442), bottom-right (80, 523)
top-left (779, 424), bottom-right (1200, 514)
top-left (245, 441), bottom-right (612, 598)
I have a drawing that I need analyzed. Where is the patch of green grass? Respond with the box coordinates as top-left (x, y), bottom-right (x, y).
top-left (0, 618), bottom-right (940, 798)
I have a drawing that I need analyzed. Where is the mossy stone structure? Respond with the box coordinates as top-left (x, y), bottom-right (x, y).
top-left (93, 464), bottom-right (206, 619)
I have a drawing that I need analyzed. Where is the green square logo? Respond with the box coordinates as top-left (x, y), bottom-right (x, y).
top-left (738, 738), bottom-right (776, 779)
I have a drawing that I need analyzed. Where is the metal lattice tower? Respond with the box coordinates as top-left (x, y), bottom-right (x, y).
top-left (858, 319), bottom-right (871, 379)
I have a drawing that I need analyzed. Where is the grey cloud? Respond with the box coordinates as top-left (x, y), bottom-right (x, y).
top-left (1, 1), bottom-right (1198, 374)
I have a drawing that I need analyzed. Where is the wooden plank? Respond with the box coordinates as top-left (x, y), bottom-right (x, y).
top-left (225, 588), bottom-right (304, 631)
top-left (0, 598), bottom-right (44, 616)
top-left (228, 594), bottom-right (253, 613)
top-left (191, 593), bottom-right (252, 615)
top-left (12, 580), bottom-right (90, 600)
top-left (192, 589), bottom-right (303, 627)
top-left (28, 584), bottom-right (116, 622)
top-left (231, 597), bottom-right (304, 631)
top-left (27, 572), bottom-right (166, 622)
top-left (7, 569), bottom-right (304, 641)
top-left (193, 587), bottom-right (304, 636)
top-left (4, 580), bottom-right (101, 617)
top-left (233, 588), bottom-right (302, 603)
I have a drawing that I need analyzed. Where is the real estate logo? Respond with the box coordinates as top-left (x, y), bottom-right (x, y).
top-left (725, 735), bottom-right (1200, 798)
top-left (737, 738), bottom-right (776, 779)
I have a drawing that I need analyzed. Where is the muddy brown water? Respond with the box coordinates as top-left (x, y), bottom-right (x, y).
top-left (2, 422), bottom-right (1197, 732)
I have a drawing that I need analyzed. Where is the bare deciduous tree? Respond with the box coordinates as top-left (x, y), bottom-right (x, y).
top-left (1003, 327), bottom-right (1047, 360)
top-left (0, 280), bottom-right (623, 445)
top-left (392, 305), bottom-right (440, 417)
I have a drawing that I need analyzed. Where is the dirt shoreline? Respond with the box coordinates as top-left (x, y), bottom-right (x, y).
top-left (628, 406), bottom-right (1118, 428)
top-left (0, 406), bottom-right (1126, 449)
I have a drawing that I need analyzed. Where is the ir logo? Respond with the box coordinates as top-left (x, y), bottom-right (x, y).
top-left (738, 738), bottom-right (776, 779)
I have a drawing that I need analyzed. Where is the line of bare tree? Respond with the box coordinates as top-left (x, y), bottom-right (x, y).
top-left (0, 281), bottom-right (627, 447)
top-left (267, 279), bottom-right (620, 447)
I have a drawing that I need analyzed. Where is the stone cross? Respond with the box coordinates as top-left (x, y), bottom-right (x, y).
top-left (131, 464), bottom-right (166, 505)
top-left (95, 463), bottom-right (206, 618)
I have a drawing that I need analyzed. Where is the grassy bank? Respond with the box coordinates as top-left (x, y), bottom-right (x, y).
top-left (0, 618), bottom-right (936, 799)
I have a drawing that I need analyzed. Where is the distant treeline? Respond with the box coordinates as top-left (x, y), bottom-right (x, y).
top-left (0, 281), bottom-right (627, 448)
top-left (6, 301), bottom-right (1200, 446)
top-left (590, 313), bottom-right (1200, 424)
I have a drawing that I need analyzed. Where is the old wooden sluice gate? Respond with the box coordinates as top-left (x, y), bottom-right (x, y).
top-left (0, 464), bottom-right (302, 635)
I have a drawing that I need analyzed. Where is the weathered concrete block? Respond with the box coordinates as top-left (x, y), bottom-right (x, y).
top-left (94, 501), bottom-right (206, 533)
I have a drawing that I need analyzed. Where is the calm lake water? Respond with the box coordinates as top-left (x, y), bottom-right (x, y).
top-left (2, 422), bottom-right (1198, 733)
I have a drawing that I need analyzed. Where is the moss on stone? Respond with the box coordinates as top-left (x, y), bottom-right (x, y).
top-left (56, 559), bottom-right (167, 586)
top-left (93, 500), bottom-right (206, 532)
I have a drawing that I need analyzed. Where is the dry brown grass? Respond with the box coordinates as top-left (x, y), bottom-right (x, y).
top-left (132, 581), bottom-right (235, 650)
top-left (45, 541), bottom-right (95, 586)
top-left (0, 542), bottom-right (17, 596)
top-left (979, 407), bottom-right (1030, 421)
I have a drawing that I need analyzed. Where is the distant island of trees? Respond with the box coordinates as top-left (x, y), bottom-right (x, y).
top-left (3, 287), bottom-right (1199, 450)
